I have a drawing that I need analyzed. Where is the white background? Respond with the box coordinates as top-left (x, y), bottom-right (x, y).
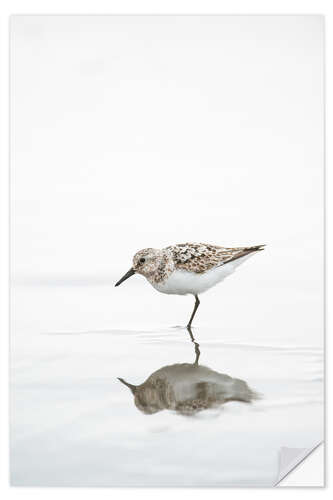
top-left (0, 0), bottom-right (331, 499)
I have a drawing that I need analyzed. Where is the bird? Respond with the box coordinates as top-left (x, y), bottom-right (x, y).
top-left (115, 242), bottom-right (265, 327)
top-left (118, 329), bottom-right (258, 415)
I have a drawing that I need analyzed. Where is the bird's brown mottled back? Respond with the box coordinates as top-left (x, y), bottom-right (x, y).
top-left (166, 243), bottom-right (264, 273)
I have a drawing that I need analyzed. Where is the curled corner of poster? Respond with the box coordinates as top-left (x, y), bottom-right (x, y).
top-left (274, 442), bottom-right (324, 486)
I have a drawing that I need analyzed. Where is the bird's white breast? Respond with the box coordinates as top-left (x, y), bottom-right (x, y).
top-left (150, 264), bottom-right (234, 295)
top-left (149, 253), bottom-right (255, 296)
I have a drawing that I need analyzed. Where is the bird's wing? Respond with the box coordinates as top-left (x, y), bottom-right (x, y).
top-left (167, 243), bottom-right (264, 273)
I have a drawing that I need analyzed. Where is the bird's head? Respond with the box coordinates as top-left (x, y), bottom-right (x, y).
top-left (133, 248), bottom-right (164, 276)
top-left (115, 248), bottom-right (163, 286)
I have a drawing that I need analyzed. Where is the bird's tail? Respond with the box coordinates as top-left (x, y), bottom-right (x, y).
top-left (247, 244), bottom-right (266, 252)
top-left (225, 244), bottom-right (265, 266)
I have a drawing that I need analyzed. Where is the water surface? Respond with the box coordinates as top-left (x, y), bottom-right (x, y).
top-left (11, 284), bottom-right (323, 486)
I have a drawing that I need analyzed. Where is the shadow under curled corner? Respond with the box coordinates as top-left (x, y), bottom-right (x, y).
top-left (275, 443), bottom-right (324, 486)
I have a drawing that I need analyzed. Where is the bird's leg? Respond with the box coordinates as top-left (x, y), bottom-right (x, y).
top-left (187, 294), bottom-right (200, 328)
top-left (186, 325), bottom-right (201, 365)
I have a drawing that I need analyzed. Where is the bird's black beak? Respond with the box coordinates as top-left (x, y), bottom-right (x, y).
top-left (115, 267), bottom-right (135, 287)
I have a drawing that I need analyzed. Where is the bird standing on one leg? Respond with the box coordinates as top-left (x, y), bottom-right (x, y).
top-left (115, 242), bottom-right (265, 327)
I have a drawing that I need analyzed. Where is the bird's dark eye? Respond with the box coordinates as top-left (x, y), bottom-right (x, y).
top-left (139, 257), bottom-right (145, 264)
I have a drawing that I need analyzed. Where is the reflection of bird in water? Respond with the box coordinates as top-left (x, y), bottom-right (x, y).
top-left (118, 328), bottom-right (258, 416)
